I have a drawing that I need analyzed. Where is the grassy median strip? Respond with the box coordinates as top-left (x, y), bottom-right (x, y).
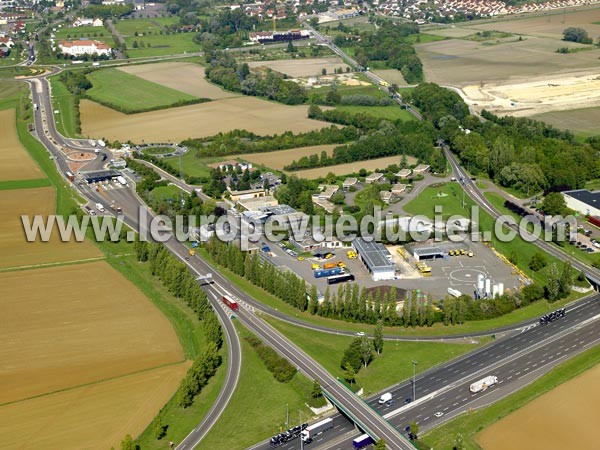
top-left (417, 344), bottom-right (600, 450)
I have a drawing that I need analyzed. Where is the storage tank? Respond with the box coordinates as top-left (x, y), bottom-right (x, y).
top-left (492, 284), bottom-right (499, 298)
top-left (477, 274), bottom-right (485, 291)
top-left (485, 278), bottom-right (491, 296)
top-left (498, 283), bottom-right (504, 296)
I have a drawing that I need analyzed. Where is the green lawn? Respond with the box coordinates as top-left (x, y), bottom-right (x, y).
top-left (420, 345), bottom-right (600, 450)
top-left (54, 25), bottom-right (115, 47)
top-left (163, 151), bottom-right (225, 178)
top-left (198, 323), bottom-right (316, 450)
top-left (148, 184), bottom-right (186, 203)
top-left (124, 32), bottom-right (201, 58)
top-left (86, 68), bottom-right (200, 112)
top-left (114, 17), bottom-right (179, 36)
top-left (0, 178), bottom-right (52, 190)
top-left (333, 105), bottom-right (416, 121)
top-left (49, 75), bottom-right (80, 137)
top-left (0, 81), bottom-right (26, 110)
top-left (265, 317), bottom-right (487, 396)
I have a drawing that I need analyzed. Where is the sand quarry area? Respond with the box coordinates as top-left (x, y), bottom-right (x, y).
top-left (460, 71), bottom-right (600, 117)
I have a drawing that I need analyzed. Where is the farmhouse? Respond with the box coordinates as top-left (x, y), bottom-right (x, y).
top-left (72, 17), bottom-right (103, 27)
top-left (353, 237), bottom-right (396, 281)
top-left (59, 39), bottom-right (111, 57)
top-left (562, 189), bottom-right (600, 217)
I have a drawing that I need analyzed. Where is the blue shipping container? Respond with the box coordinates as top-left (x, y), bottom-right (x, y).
top-left (314, 267), bottom-right (343, 278)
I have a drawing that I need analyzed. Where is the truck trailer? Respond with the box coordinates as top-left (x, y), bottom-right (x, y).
top-left (353, 434), bottom-right (374, 449)
top-left (470, 375), bottom-right (498, 394)
top-left (314, 267), bottom-right (343, 278)
top-left (301, 418), bottom-right (333, 443)
top-left (222, 295), bottom-right (239, 311)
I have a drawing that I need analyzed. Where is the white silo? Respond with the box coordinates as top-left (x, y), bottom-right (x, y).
top-left (492, 284), bottom-right (499, 298)
top-left (477, 274), bottom-right (485, 292)
top-left (485, 278), bottom-right (491, 296)
top-left (498, 283), bottom-right (504, 296)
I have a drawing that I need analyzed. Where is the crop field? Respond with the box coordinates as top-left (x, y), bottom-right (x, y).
top-left (237, 144), bottom-right (337, 170)
top-left (372, 69), bottom-right (409, 86)
top-left (118, 62), bottom-right (238, 99)
top-left (465, 7), bottom-right (600, 39)
top-left (86, 68), bottom-right (199, 112)
top-left (247, 57), bottom-right (350, 78)
top-left (0, 109), bottom-right (45, 181)
top-left (0, 261), bottom-right (184, 404)
top-left (0, 187), bottom-right (101, 269)
top-left (416, 36), bottom-right (600, 86)
top-left (531, 106), bottom-right (600, 135)
top-left (477, 363), bottom-right (600, 450)
top-left (80, 97), bottom-right (328, 142)
top-left (0, 362), bottom-right (189, 450)
top-left (114, 16), bottom-right (179, 35)
top-left (334, 105), bottom-right (417, 121)
top-left (291, 154), bottom-right (417, 179)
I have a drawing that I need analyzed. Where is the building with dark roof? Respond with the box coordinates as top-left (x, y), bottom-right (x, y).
top-left (353, 237), bottom-right (395, 281)
top-left (562, 189), bottom-right (600, 217)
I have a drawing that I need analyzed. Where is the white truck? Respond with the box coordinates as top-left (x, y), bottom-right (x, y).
top-left (378, 392), bottom-right (392, 404)
top-left (95, 202), bottom-right (105, 213)
top-left (116, 175), bottom-right (127, 186)
top-left (470, 375), bottom-right (498, 394)
top-left (301, 418), bottom-right (333, 442)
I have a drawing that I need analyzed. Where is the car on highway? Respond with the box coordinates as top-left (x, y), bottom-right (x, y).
top-left (434, 412), bottom-right (444, 418)
top-left (355, 331), bottom-right (365, 337)
top-left (385, 399), bottom-right (395, 406)
top-left (404, 398), bottom-right (412, 404)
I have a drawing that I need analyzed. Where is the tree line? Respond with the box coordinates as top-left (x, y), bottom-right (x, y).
top-left (205, 50), bottom-right (307, 105)
top-left (245, 335), bottom-right (298, 383)
top-left (182, 126), bottom-right (360, 158)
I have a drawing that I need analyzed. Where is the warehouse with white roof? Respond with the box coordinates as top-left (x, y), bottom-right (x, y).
top-left (353, 237), bottom-right (396, 281)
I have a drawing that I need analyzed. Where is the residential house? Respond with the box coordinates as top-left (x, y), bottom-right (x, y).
top-left (365, 172), bottom-right (384, 184)
top-left (412, 164), bottom-right (430, 175)
top-left (395, 168), bottom-right (412, 179)
top-left (73, 17), bottom-right (103, 27)
top-left (342, 177), bottom-right (358, 191)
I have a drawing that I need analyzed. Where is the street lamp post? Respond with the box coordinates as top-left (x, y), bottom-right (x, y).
top-left (286, 403), bottom-right (289, 428)
top-left (299, 410), bottom-right (304, 450)
top-left (412, 361), bottom-right (418, 401)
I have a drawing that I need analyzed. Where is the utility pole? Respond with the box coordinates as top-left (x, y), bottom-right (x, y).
top-left (412, 361), bottom-right (418, 401)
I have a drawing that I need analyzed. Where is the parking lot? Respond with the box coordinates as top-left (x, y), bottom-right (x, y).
top-left (260, 238), bottom-right (523, 300)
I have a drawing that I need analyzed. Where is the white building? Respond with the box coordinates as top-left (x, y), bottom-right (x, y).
top-left (562, 189), bottom-right (600, 217)
top-left (72, 17), bottom-right (104, 27)
top-left (59, 39), bottom-right (112, 57)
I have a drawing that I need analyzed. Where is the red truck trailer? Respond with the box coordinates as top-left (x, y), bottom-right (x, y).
top-left (222, 295), bottom-right (239, 311)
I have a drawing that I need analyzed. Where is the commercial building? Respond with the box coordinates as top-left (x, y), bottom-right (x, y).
top-left (229, 187), bottom-right (266, 202)
top-left (413, 246), bottom-right (445, 261)
top-left (353, 237), bottom-right (395, 281)
top-left (58, 39), bottom-right (112, 57)
top-left (237, 195), bottom-right (279, 212)
top-left (562, 189), bottom-right (600, 217)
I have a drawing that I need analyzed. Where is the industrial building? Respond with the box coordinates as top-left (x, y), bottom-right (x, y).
top-left (413, 246), bottom-right (445, 261)
top-left (353, 238), bottom-right (395, 281)
top-left (562, 189), bottom-right (600, 217)
top-left (80, 169), bottom-right (120, 184)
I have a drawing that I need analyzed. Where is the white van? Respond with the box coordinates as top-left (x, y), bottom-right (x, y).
top-left (95, 202), bottom-right (105, 212)
top-left (378, 392), bottom-right (392, 404)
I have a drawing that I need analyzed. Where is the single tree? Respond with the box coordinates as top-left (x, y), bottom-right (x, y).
top-left (311, 379), bottom-right (323, 398)
top-left (529, 252), bottom-right (547, 272)
top-left (359, 335), bottom-right (373, 368)
top-left (373, 320), bottom-right (384, 354)
top-left (374, 439), bottom-right (387, 450)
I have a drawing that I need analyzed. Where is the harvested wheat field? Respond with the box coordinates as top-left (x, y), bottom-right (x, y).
top-left (118, 62), bottom-right (238, 99)
top-left (0, 187), bottom-right (101, 269)
top-left (477, 363), bottom-right (600, 450)
top-left (247, 57), bottom-right (350, 78)
top-left (237, 144), bottom-right (337, 171)
top-left (373, 69), bottom-right (410, 86)
top-left (291, 155), bottom-right (417, 179)
top-left (417, 36), bottom-right (600, 86)
top-left (0, 261), bottom-right (184, 404)
top-left (80, 97), bottom-right (328, 143)
top-left (465, 7), bottom-right (600, 39)
top-left (532, 106), bottom-right (600, 135)
top-left (0, 361), bottom-right (189, 450)
top-left (0, 109), bottom-right (44, 181)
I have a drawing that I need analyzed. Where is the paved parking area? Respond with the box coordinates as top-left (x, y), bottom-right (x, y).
top-left (261, 238), bottom-right (523, 300)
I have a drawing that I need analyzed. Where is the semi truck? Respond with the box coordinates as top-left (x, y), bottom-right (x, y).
top-left (314, 267), bottom-right (343, 278)
top-left (301, 418), bottom-right (333, 443)
top-left (222, 295), bottom-right (239, 311)
top-left (470, 375), bottom-right (498, 394)
top-left (116, 175), bottom-right (127, 186)
top-left (353, 434), bottom-right (374, 449)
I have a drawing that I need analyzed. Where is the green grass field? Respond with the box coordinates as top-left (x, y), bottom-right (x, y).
top-left (148, 184), bottom-right (185, 203)
top-left (198, 323), bottom-right (315, 450)
top-left (0, 81), bottom-right (26, 110)
top-left (265, 317), bottom-right (487, 396)
top-left (419, 345), bottom-right (600, 450)
top-left (334, 105), bottom-right (416, 121)
top-left (86, 68), bottom-right (200, 112)
top-left (49, 76), bottom-right (80, 137)
top-left (163, 151), bottom-right (225, 178)
top-left (0, 178), bottom-right (52, 191)
top-left (54, 25), bottom-right (115, 47)
top-left (114, 17), bottom-right (179, 36)
top-left (124, 32), bottom-right (201, 58)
